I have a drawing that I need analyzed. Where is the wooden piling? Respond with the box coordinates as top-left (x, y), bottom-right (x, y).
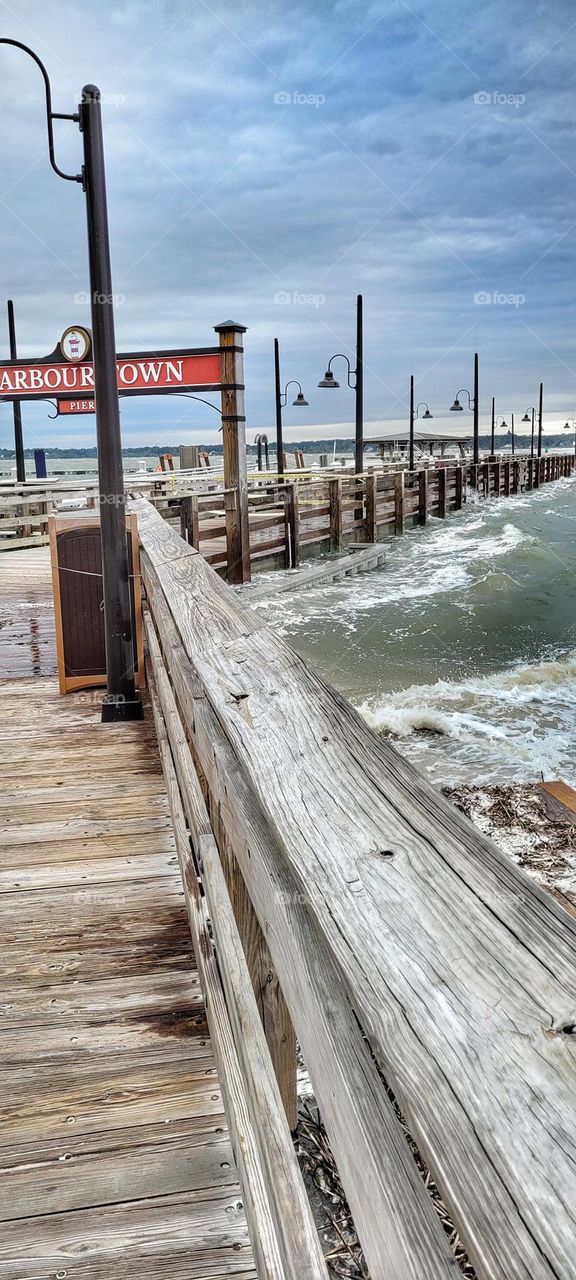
top-left (394, 471), bottom-right (405, 534)
top-left (454, 465), bottom-right (463, 510)
top-left (180, 494), bottom-right (200, 549)
top-left (329, 477), bottom-right (343, 551)
top-left (365, 473), bottom-right (377, 541)
top-left (284, 483), bottom-right (300, 569)
top-left (437, 467), bottom-right (447, 518)
top-left (216, 320), bottom-right (251, 585)
top-left (418, 470), bottom-right (428, 525)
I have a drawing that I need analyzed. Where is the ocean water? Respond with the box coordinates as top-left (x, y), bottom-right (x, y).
top-left (252, 474), bottom-right (576, 785)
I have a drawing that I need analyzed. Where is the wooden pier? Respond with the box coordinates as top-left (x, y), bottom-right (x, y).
top-left (2, 451), bottom-right (573, 584)
top-left (2, 493), bottom-right (576, 1279)
top-left (0, 549), bottom-right (257, 1279)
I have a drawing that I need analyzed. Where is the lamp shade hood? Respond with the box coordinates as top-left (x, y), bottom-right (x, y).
top-left (318, 370), bottom-right (340, 388)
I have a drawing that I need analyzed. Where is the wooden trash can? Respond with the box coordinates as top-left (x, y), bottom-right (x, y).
top-left (49, 511), bottom-right (144, 695)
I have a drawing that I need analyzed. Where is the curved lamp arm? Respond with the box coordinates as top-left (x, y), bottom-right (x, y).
top-left (415, 401), bottom-right (431, 418)
top-left (0, 39), bottom-right (82, 183)
top-left (328, 354), bottom-right (355, 387)
top-left (280, 379), bottom-right (304, 407)
top-left (174, 392), bottom-right (223, 430)
top-left (454, 387), bottom-right (474, 409)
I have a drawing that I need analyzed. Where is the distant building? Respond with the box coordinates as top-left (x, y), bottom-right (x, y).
top-left (367, 425), bottom-right (469, 459)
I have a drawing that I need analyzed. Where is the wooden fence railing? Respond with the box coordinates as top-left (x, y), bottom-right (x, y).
top-left (2, 454), bottom-right (574, 569)
top-left (172, 453), bottom-right (574, 576)
top-left (136, 493), bottom-right (576, 1280)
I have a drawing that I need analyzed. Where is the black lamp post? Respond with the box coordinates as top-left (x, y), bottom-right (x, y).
top-left (0, 40), bottom-right (141, 721)
top-left (7, 300), bottom-right (25, 482)
top-left (450, 352), bottom-right (479, 465)
top-left (408, 374), bottom-right (433, 472)
top-left (538, 381), bottom-right (544, 459)
top-left (274, 338), bottom-right (308, 481)
top-left (521, 407), bottom-right (536, 458)
top-left (318, 294), bottom-right (364, 474)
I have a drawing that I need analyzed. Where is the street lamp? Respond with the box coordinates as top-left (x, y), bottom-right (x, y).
top-left (564, 418), bottom-right (576, 460)
top-left (273, 339), bottom-right (308, 481)
top-left (538, 382), bottom-right (544, 459)
top-left (489, 398), bottom-right (508, 456)
top-left (0, 39), bottom-right (141, 721)
top-left (521, 408), bottom-right (536, 458)
top-left (408, 374), bottom-right (433, 472)
top-left (318, 294), bottom-right (364, 474)
top-left (450, 352), bottom-right (480, 465)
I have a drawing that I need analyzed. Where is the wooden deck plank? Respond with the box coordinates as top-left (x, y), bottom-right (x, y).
top-left (0, 548), bottom-right (256, 1279)
top-left (0, 1127), bottom-right (237, 1221)
top-left (0, 1188), bottom-right (254, 1280)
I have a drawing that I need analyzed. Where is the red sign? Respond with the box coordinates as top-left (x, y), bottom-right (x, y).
top-left (0, 351), bottom-right (222, 400)
top-left (59, 399), bottom-right (96, 415)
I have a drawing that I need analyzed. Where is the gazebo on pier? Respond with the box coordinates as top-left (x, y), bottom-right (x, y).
top-left (368, 424), bottom-right (469, 459)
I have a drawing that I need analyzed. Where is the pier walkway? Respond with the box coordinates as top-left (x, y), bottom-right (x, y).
top-left (0, 548), bottom-right (256, 1279)
top-left (3, 509), bottom-right (576, 1280)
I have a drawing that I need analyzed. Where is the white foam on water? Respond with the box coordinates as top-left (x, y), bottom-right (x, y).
top-left (257, 513), bottom-right (530, 634)
top-left (358, 650), bottom-right (576, 785)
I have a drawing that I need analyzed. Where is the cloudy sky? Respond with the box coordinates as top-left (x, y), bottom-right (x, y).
top-left (0, 0), bottom-right (575, 449)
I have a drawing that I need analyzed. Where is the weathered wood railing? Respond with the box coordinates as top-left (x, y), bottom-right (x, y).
top-left (2, 454), bottom-right (573, 569)
top-left (136, 493), bottom-right (576, 1280)
top-left (171, 453), bottom-right (575, 577)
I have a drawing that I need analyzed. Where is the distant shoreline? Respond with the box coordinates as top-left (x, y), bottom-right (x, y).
top-left (0, 433), bottom-right (567, 460)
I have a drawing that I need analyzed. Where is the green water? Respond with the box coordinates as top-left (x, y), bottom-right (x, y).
top-left (253, 474), bottom-right (576, 784)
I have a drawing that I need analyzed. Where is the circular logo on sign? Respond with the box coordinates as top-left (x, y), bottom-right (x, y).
top-left (60, 326), bottom-right (91, 362)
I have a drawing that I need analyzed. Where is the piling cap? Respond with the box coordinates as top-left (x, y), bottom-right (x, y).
top-left (214, 320), bottom-right (247, 333)
top-left (81, 84), bottom-right (101, 102)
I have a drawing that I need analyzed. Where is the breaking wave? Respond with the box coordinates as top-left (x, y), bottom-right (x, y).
top-left (358, 651), bottom-right (576, 784)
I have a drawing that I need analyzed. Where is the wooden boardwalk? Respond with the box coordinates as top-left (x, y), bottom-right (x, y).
top-left (0, 550), bottom-right (256, 1278)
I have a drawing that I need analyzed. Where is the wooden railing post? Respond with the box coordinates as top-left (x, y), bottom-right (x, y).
top-left (365, 473), bottom-right (377, 541)
top-left (284, 483), bottom-right (300, 569)
top-left (215, 320), bottom-right (250, 584)
top-left (454, 465), bottom-right (463, 510)
top-left (437, 467), bottom-right (447, 517)
top-left (394, 472), bottom-right (405, 533)
top-left (493, 461), bottom-right (501, 496)
top-left (503, 459), bottom-right (511, 495)
top-left (418, 469), bottom-right (428, 525)
top-left (180, 494), bottom-right (200, 549)
top-left (329, 477), bottom-right (343, 551)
